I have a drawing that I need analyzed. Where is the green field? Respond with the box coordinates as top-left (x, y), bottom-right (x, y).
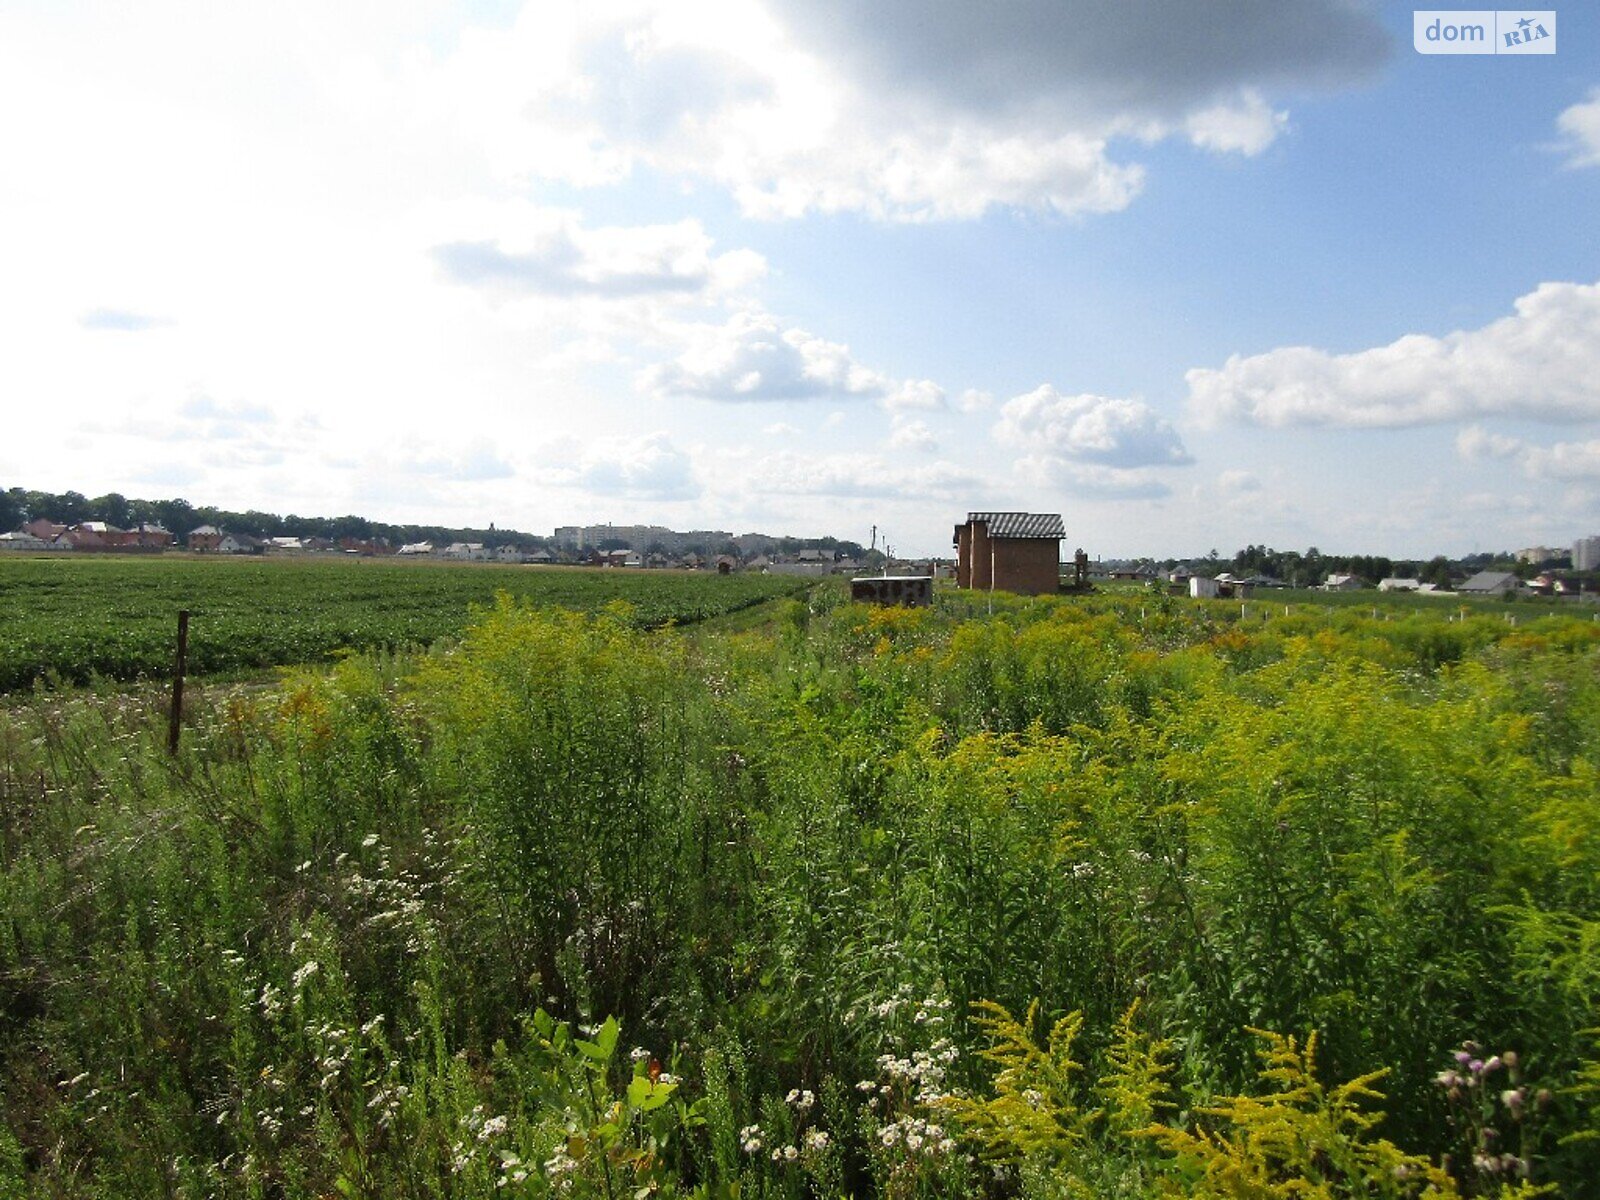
top-left (0, 555), bottom-right (809, 690)
top-left (1, 587), bottom-right (1599, 1196)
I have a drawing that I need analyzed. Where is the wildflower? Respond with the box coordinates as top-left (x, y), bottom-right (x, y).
top-left (739, 1124), bottom-right (763, 1154)
top-left (291, 961), bottom-right (320, 989)
top-left (804, 1129), bottom-right (830, 1152)
top-left (479, 1114), bottom-right (508, 1141)
top-left (362, 833), bottom-right (379, 847)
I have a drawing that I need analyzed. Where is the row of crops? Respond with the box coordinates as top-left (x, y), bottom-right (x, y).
top-left (0, 556), bottom-right (810, 690)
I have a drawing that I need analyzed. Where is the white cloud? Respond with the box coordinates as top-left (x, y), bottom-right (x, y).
top-left (1183, 89), bottom-right (1287, 156)
top-left (955, 389), bottom-right (994, 413)
top-left (994, 385), bottom-right (1191, 467)
top-left (397, 440), bottom-right (516, 482)
top-left (992, 386), bottom-right (1190, 501)
top-left (1217, 469), bottom-right (1262, 495)
top-left (417, 0), bottom-right (1382, 223)
top-left (558, 432), bottom-right (701, 500)
top-left (1455, 425), bottom-right (1523, 462)
top-left (180, 394), bottom-right (272, 425)
top-left (431, 212), bottom-right (764, 299)
top-left (640, 309), bottom-right (888, 401)
top-left (1015, 457), bottom-right (1173, 499)
top-left (1188, 280), bottom-right (1600, 428)
top-left (888, 418), bottom-right (938, 453)
top-left (762, 421), bottom-right (800, 437)
top-left (751, 450), bottom-right (980, 498)
top-left (1558, 89), bottom-right (1600, 168)
top-left (80, 308), bottom-right (174, 332)
top-left (883, 379), bottom-right (947, 411)
top-left (1458, 425), bottom-right (1600, 481)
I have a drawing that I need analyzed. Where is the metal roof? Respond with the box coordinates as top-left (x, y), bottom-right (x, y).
top-left (964, 511), bottom-right (1065, 539)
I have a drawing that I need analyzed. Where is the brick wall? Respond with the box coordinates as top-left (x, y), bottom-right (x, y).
top-left (991, 539), bottom-right (1060, 596)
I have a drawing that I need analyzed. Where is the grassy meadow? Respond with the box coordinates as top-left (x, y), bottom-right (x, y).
top-left (1, 583), bottom-right (1598, 1196)
top-left (0, 556), bottom-right (809, 691)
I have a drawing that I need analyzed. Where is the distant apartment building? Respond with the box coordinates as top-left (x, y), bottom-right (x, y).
top-left (952, 511), bottom-right (1064, 596)
top-left (1575, 535), bottom-right (1600, 572)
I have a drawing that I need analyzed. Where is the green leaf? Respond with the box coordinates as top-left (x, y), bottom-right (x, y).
top-left (628, 1075), bottom-right (675, 1112)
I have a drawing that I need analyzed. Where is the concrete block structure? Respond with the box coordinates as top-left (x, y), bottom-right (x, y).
top-left (851, 575), bottom-right (933, 607)
top-left (952, 511), bottom-right (1064, 596)
top-left (1576, 535), bottom-right (1600, 572)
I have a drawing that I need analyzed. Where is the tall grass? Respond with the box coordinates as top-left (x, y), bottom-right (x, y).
top-left (0, 588), bottom-right (1596, 1196)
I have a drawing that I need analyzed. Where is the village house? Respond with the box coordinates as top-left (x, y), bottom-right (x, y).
top-left (0, 531), bottom-right (55, 552)
top-left (217, 533), bottom-right (264, 555)
top-left (952, 511), bottom-right (1064, 596)
top-left (1458, 570), bottom-right (1519, 596)
top-left (23, 518), bottom-right (67, 542)
top-left (133, 523), bottom-right (174, 548)
top-left (188, 525), bottom-right (225, 552)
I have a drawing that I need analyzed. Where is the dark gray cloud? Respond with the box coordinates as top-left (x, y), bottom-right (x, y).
top-left (780, 0), bottom-right (1388, 123)
top-left (80, 308), bottom-right (173, 332)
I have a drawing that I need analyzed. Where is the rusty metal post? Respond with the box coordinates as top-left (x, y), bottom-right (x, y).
top-left (168, 609), bottom-right (190, 756)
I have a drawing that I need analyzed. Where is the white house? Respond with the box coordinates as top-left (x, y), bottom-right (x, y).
top-left (0, 531), bottom-right (53, 551)
top-left (1323, 574), bottom-right (1363, 591)
top-left (1189, 576), bottom-right (1221, 599)
top-left (1378, 578), bottom-right (1421, 592)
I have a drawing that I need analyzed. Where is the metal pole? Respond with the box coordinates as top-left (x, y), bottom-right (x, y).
top-left (168, 609), bottom-right (190, 756)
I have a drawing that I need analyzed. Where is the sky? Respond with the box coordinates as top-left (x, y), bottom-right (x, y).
top-left (1, 2), bottom-right (1597, 559)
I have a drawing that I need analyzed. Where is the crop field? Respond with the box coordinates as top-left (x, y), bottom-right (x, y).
top-left (1, 586), bottom-right (1598, 1197)
top-left (0, 556), bottom-right (809, 691)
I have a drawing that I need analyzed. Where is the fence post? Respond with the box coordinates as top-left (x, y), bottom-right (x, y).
top-left (168, 610), bottom-right (190, 756)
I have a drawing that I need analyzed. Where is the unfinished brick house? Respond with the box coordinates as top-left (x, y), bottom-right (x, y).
top-left (952, 511), bottom-right (1064, 596)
